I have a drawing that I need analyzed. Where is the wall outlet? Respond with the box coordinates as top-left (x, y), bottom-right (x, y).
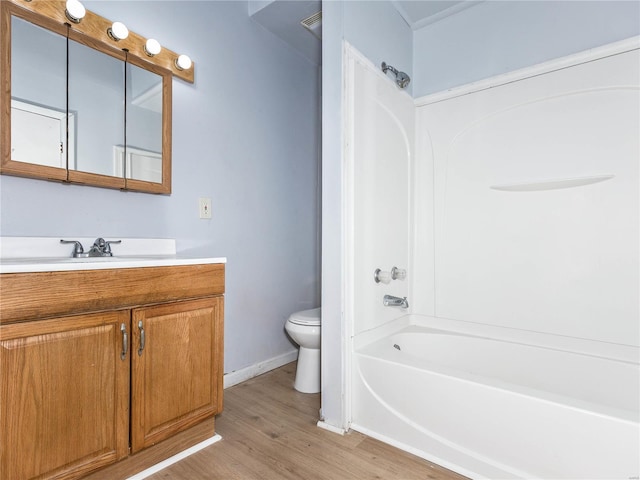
top-left (199, 197), bottom-right (212, 219)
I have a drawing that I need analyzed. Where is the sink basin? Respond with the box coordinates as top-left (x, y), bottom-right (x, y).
top-left (0, 254), bottom-right (225, 274)
top-left (50, 256), bottom-right (153, 263)
top-left (1, 256), bottom-right (158, 265)
top-left (0, 237), bottom-right (226, 274)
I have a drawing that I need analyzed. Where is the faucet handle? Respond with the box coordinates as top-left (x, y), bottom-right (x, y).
top-left (60, 239), bottom-right (85, 257)
top-left (391, 267), bottom-right (406, 281)
top-left (103, 239), bottom-right (122, 255)
top-left (374, 268), bottom-right (392, 284)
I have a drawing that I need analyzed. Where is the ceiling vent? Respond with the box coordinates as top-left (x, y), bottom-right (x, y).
top-left (301, 11), bottom-right (322, 40)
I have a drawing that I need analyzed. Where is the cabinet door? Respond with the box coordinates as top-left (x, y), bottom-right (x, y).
top-left (131, 296), bottom-right (223, 453)
top-left (0, 311), bottom-right (130, 480)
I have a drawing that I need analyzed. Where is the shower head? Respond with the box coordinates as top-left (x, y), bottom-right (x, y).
top-left (381, 61), bottom-right (410, 89)
top-left (395, 71), bottom-right (410, 89)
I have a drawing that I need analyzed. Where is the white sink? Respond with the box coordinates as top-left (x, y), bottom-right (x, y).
top-left (0, 255), bottom-right (225, 273)
top-left (47, 256), bottom-right (156, 263)
top-left (0, 237), bottom-right (226, 273)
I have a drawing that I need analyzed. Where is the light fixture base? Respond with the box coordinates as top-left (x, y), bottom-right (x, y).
top-left (64, 0), bottom-right (85, 23)
top-left (65, 11), bottom-right (81, 24)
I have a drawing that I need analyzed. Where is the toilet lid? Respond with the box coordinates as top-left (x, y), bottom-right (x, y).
top-left (289, 307), bottom-right (321, 326)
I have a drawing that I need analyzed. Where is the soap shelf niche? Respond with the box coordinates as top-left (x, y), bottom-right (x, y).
top-left (490, 175), bottom-right (615, 192)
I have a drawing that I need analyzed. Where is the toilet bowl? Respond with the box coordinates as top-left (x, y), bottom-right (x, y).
top-left (285, 307), bottom-right (321, 393)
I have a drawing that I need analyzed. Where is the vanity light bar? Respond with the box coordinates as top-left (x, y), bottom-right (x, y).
top-left (14, 0), bottom-right (194, 83)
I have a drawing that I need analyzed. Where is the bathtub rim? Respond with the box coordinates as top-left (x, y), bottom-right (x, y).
top-left (353, 315), bottom-right (639, 424)
top-left (354, 314), bottom-right (639, 365)
top-left (356, 337), bottom-right (638, 424)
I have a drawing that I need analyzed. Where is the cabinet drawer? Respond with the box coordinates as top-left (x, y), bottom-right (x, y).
top-left (0, 263), bottom-right (225, 323)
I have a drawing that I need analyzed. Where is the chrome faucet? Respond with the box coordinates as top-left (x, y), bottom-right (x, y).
top-left (87, 238), bottom-right (121, 257)
top-left (60, 238), bottom-right (121, 258)
top-left (383, 295), bottom-right (409, 309)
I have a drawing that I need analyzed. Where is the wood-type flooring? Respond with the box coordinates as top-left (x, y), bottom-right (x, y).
top-left (144, 362), bottom-right (468, 480)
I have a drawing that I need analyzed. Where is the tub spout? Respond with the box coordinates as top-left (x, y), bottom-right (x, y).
top-left (383, 295), bottom-right (409, 309)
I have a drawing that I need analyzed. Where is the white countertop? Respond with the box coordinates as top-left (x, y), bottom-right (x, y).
top-left (0, 255), bottom-right (227, 274)
top-left (0, 237), bottom-right (226, 274)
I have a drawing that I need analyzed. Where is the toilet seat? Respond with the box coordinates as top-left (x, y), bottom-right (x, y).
top-left (288, 307), bottom-right (321, 326)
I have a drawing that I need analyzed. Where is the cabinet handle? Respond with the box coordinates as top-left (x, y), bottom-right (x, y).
top-left (138, 320), bottom-right (145, 356)
top-left (120, 323), bottom-right (128, 360)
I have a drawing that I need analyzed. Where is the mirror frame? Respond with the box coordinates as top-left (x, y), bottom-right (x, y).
top-left (1, 2), bottom-right (69, 184)
top-left (0, 0), bottom-right (180, 194)
top-left (122, 54), bottom-right (172, 194)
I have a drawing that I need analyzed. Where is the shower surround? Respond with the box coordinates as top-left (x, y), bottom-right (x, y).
top-left (343, 39), bottom-right (640, 479)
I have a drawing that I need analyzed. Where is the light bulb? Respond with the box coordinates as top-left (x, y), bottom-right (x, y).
top-left (144, 38), bottom-right (161, 57)
top-left (107, 21), bottom-right (129, 41)
top-left (65, 0), bottom-right (85, 23)
top-left (175, 54), bottom-right (192, 71)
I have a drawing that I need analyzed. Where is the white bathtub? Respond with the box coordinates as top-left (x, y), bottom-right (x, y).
top-left (351, 316), bottom-right (640, 479)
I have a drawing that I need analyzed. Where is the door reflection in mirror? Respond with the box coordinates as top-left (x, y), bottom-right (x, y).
top-left (125, 62), bottom-right (163, 183)
top-left (11, 99), bottom-right (75, 169)
top-left (10, 16), bottom-right (67, 169)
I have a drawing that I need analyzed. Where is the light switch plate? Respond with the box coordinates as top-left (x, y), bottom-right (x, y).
top-left (199, 197), bottom-right (212, 219)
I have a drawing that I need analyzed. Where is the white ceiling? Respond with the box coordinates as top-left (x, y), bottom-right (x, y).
top-left (249, 1), bottom-right (483, 66)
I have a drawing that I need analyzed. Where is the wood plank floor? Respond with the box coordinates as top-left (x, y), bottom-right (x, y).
top-left (145, 362), bottom-right (468, 480)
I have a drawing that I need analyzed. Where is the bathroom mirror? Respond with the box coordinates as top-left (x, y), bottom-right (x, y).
top-left (68, 32), bottom-right (125, 186)
top-left (0, 1), bottom-right (172, 194)
top-left (6, 12), bottom-right (68, 181)
top-left (121, 58), bottom-right (171, 189)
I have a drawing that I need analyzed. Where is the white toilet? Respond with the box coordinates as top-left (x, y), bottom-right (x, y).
top-left (285, 307), bottom-right (321, 393)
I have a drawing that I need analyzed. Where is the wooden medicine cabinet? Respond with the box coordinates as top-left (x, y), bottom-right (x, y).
top-left (0, 0), bottom-right (193, 194)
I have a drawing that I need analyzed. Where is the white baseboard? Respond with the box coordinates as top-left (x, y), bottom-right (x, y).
top-left (223, 349), bottom-right (298, 389)
top-left (125, 434), bottom-right (222, 480)
top-left (317, 420), bottom-right (347, 436)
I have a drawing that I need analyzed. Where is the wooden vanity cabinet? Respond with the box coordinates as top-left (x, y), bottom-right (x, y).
top-left (131, 296), bottom-right (224, 453)
top-left (0, 263), bottom-right (224, 480)
top-left (0, 311), bottom-right (130, 480)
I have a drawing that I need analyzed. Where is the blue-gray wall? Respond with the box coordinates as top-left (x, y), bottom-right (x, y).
top-left (1, 1), bottom-right (321, 376)
top-left (413, 1), bottom-right (640, 97)
top-left (343, 1), bottom-right (413, 95)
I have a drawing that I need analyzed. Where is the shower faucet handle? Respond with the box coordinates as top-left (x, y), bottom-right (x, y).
top-left (375, 267), bottom-right (407, 283)
top-left (374, 268), bottom-right (392, 284)
top-left (391, 267), bottom-right (406, 281)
